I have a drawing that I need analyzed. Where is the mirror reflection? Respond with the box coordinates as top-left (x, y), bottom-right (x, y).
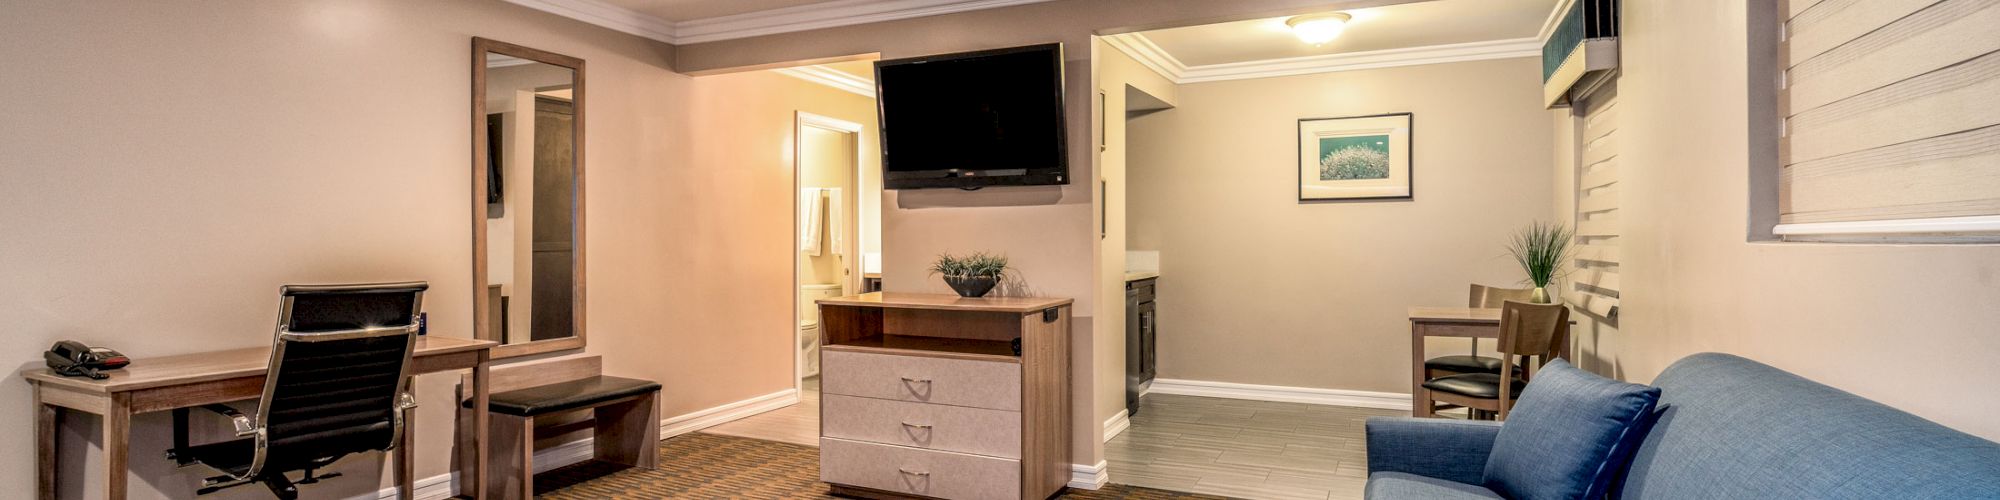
top-left (482, 52), bottom-right (577, 346)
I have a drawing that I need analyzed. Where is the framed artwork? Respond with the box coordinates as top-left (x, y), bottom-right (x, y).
top-left (1298, 112), bottom-right (1413, 202)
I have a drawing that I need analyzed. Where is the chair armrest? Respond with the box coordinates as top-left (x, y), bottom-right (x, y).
top-left (1365, 417), bottom-right (1502, 485)
top-left (198, 404), bottom-right (258, 437)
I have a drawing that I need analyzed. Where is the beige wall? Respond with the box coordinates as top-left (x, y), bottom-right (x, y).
top-left (1555, 0), bottom-right (2000, 440)
top-left (620, 67), bottom-right (882, 419)
top-left (0, 1), bottom-right (881, 497)
top-left (1092, 39), bottom-right (1179, 436)
top-left (1127, 57), bottom-right (1555, 394)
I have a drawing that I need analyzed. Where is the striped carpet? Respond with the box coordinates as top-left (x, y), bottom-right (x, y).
top-left (537, 432), bottom-right (1233, 499)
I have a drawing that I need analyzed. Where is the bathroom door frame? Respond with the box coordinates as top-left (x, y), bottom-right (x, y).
top-left (794, 111), bottom-right (867, 393)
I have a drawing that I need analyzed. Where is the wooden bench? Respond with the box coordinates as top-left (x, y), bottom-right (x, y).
top-left (456, 355), bottom-right (660, 498)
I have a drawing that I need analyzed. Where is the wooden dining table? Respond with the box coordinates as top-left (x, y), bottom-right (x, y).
top-left (1407, 306), bottom-right (1576, 418)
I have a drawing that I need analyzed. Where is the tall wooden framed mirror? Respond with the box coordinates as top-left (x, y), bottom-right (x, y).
top-left (472, 37), bottom-right (585, 359)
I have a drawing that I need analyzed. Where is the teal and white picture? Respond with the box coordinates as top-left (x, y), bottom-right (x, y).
top-left (1318, 135), bottom-right (1391, 180)
top-left (1298, 113), bottom-right (1413, 201)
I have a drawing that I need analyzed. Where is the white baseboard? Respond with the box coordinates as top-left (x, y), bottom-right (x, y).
top-left (354, 472), bottom-right (456, 500)
top-left (1147, 378), bottom-right (1412, 410)
top-left (359, 388), bottom-right (801, 499)
top-left (1069, 460), bottom-right (1109, 490)
top-left (660, 388), bottom-right (801, 438)
top-left (1101, 409), bottom-right (1131, 442)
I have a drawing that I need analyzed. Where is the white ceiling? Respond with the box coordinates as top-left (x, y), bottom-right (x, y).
top-left (1138, 0), bottom-right (1557, 67)
top-left (595, 0), bottom-right (843, 22)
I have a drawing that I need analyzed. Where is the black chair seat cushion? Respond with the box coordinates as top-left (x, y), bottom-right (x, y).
top-left (1423, 373), bottom-right (1528, 400)
top-left (1424, 355), bottom-right (1522, 375)
top-left (470, 376), bottom-right (661, 416)
top-left (183, 438), bottom-right (255, 477)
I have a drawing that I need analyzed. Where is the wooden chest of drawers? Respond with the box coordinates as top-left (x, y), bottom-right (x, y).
top-left (816, 292), bottom-right (1072, 500)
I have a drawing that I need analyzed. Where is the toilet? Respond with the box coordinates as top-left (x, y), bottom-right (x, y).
top-left (799, 283), bottom-right (843, 377)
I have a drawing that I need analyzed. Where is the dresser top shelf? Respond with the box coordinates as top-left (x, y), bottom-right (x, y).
top-left (818, 292), bottom-right (1073, 314)
top-left (822, 334), bottom-right (1021, 363)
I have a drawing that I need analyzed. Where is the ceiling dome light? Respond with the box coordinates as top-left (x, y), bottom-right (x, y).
top-left (1286, 12), bottom-right (1352, 45)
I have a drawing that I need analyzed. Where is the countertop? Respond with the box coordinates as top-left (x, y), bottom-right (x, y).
top-left (818, 292), bottom-right (1073, 313)
top-left (1124, 271), bottom-right (1159, 282)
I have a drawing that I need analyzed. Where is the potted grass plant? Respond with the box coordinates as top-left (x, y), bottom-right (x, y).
top-left (931, 252), bottom-right (1008, 298)
top-left (1507, 221), bottom-right (1573, 304)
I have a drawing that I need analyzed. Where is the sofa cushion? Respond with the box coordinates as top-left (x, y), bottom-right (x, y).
top-left (1366, 472), bottom-right (1503, 499)
top-left (1482, 359), bottom-right (1660, 500)
top-left (1619, 353), bottom-right (2000, 499)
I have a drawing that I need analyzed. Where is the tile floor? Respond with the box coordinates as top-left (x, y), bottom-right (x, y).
top-left (1105, 394), bottom-right (1406, 500)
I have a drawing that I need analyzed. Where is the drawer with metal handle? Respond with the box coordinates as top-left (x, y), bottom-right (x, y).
top-left (821, 350), bottom-right (1021, 411)
top-left (822, 393), bottom-right (1021, 459)
top-left (820, 437), bottom-right (1020, 500)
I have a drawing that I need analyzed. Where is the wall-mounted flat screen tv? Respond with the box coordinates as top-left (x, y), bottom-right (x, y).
top-left (875, 43), bottom-right (1067, 190)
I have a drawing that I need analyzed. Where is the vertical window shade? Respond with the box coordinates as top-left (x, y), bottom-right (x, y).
top-left (1778, 0), bottom-right (2000, 230)
top-left (1570, 82), bottom-right (1620, 320)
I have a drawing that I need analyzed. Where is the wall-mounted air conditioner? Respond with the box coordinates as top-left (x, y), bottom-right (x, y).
top-left (1542, 0), bottom-right (1619, 108)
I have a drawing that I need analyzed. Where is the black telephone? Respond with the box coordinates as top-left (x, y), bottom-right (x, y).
top-left (45, 341), bottom-right (130, 380)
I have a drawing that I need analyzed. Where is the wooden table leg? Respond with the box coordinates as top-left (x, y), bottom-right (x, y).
top-left (472, 350), bottom-right (491, 500)
top-left (36, 387), bottom-right (57, 500)
top-left (1410, 323), bottom-right (1435, 418)
top-left (397, 377), bottom-right (416, 499)
top-left (104, 393), bottom-right (131, 500)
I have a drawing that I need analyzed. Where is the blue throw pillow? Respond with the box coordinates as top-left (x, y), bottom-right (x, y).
top-left (1482, 359), bottom-right (1660, 500)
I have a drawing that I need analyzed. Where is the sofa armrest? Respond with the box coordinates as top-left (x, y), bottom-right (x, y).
top-left (1365, 417), bottom-right (1503, 485)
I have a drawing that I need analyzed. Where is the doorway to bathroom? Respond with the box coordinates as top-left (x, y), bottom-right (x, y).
top-left (794, 111), bottom-right (867, 411)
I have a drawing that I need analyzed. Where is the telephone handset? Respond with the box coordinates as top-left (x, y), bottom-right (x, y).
top-left (45, 340), bottom-right (130, 379)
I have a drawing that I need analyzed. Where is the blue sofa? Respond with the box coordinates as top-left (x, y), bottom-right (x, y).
top-left (1364, 353), bottom-right (2000, 499)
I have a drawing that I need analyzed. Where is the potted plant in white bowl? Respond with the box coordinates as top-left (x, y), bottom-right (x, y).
top-left (1508, 221), bottom-right (1573, 303)
top-left (931, 252), bottom-right (1008, 298)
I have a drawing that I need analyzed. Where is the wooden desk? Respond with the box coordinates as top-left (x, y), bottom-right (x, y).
top-left (1408, 307), bottom-right (1501, 418)
top-left (22, 336), bottom-right (498, 500)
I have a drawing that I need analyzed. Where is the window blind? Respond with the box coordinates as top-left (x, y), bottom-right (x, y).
top-left (1570, 81), bottom-right (1620, 320)
top-left (1777, 0), bottom-right (2000, 234)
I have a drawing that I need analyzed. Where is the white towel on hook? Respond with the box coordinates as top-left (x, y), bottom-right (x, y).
top-left (800, 188), bottom-right (824, 256)
top-left (826, 188), bottom-right (843, 257)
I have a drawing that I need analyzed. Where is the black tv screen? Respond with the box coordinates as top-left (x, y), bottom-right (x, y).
top-left (875, 43), bottom-right (1068, 189)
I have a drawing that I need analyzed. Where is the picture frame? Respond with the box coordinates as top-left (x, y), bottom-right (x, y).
top-left (1298, 112), bottom-right (1413, 202)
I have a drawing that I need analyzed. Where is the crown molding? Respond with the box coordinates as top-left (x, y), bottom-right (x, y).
top-left (775, 65), bottom-right (877, 97)
top-left (674, 0), bottom-right (1057, 44)
top-left (503, 0), bottom-right (679, 43)
top-left (1100, 33), bottom-right (1188, 82)
top-left (1536, 0), bottom-right (1578, 42)
top-left (1104, 33), bottom-right (1541, 84)
top-left (503, 0), bottom-right (1055, 45)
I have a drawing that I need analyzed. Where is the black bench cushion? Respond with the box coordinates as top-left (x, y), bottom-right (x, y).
top-left (469, 375), bottom-right (661, 417)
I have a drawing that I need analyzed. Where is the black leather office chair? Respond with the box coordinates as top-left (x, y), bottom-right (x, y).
top-left (171, 282), bottom-right (426, 499)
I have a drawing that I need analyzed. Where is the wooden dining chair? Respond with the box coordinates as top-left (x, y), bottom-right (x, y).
top-left (1423, 284), bottom-right (1536, 379)
top-left (1422, 300), bottom-right (1569, 420)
